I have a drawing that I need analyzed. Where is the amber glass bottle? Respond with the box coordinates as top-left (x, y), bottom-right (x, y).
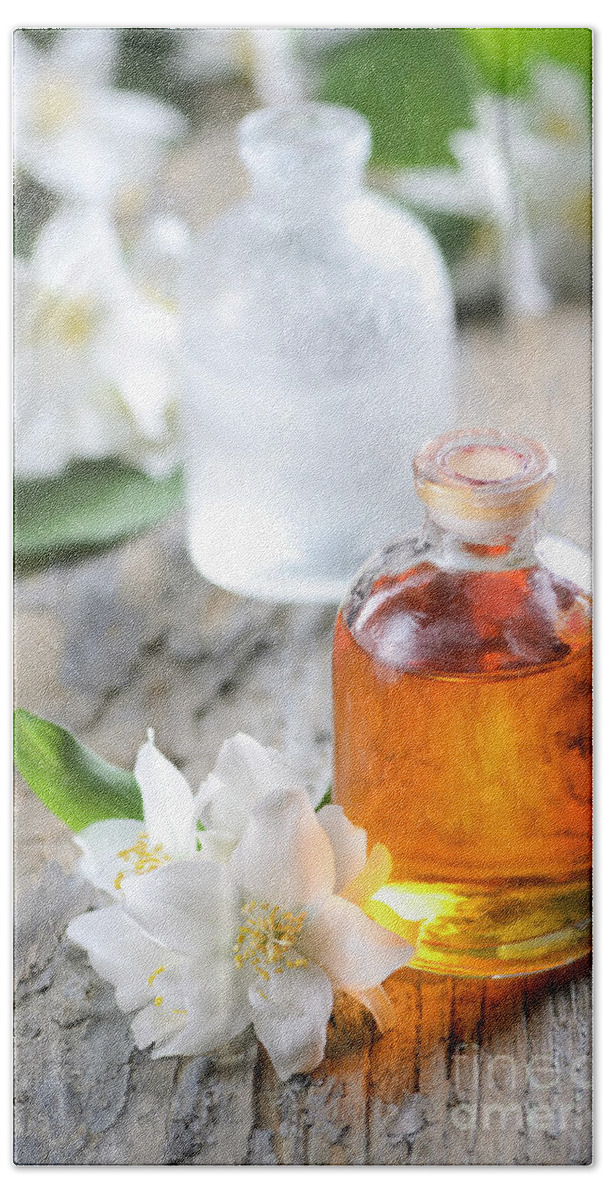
top-left (333, 430), bottom-right (591, 977)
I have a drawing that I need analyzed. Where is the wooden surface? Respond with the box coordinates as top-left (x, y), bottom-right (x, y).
top-left (14, 536), bottom-right (592, 1164)
top-left (14, 308), bottom-right (592, 1165)
top-left (14, 859), bottom-right (592, 1165)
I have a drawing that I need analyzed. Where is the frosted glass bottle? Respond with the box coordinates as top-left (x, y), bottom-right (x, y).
top-left (181, 104), bottom-right (456, 602)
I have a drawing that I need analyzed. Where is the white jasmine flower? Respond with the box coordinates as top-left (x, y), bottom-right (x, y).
top-left (68, 734), bottom-right (413, 1080)
top-left (394, 62), bottom-right (591, 307)
top-left (14, 203), bottom-right (179, 479)
top-left (73, 731), bottom-right (199, 897)
top-left (195, 731), bottom-right (302, 861)
top-left (74, 731), bottom-right (301, 896)
top-left (14, 29), bottom-right (187, 204)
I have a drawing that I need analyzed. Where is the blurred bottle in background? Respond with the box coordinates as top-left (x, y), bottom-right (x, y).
top-left (181, 103), bottom-right (456, 603)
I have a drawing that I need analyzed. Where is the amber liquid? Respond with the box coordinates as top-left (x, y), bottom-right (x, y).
top-left (333, 561), bottom-right (592, 976)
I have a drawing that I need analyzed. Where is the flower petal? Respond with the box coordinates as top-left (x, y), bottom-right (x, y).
top-left (73, 818), bottom-right (145, 895)
top-left (302, 895), bottom-right (413, 991)
top-left (147, 958), bottom-right (251, 1058)
top-left (349, 985), bottom-right (396, 1033)
top-left (316, 806), bottom-right (367, 894)
top-left (196, 732), bottom-right (299, 845)
top-left (33, 203), bottom-right (129, 297)
top-left (195, 828), bottom-right (237, 864)
top-left (93, 294), bottom-right (176, 440)
top-left (51, 28), bottom-right (118, 86)
top-left (229, 787), bottom-right (335, 907)
top-left (249, 963), bottom-right (333, 1081)
top-left (66, 906), bottom-right (175, 1011)
top-left (131, 1001), bottom-right (188, 1054)
top-left (341, 842), bottom-right (393, 908)
top-left (135, 732), bottom-right (197, 859)
top-left (130, 965), bottom-right (190, 1051)
top-left (121, 857), bottom-right (238, 958)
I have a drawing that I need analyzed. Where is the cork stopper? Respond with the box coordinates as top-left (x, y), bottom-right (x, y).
top-left (413, 429), bottom-right (556, 544)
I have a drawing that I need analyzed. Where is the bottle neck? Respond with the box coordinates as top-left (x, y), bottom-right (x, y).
top-left (423, 513), bottom-right (542, 573)
top-left (239, 103), bottom-right (370, 232)
top-left (248, 168), bottom-right (362, 230)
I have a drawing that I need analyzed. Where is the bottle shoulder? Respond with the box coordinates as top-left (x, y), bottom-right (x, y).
top-left (346, 192), bottom-right (455, 308)
top-left (340, 531), bottom-right (591, 676)
top-left (180, 191), bottom-right (455, 382)
top-left (183, 189), bottom-right (454, 306)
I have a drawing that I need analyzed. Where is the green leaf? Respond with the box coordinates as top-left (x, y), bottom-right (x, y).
top-left (14, 708), bottom-right (143, 832)
top-left (460, 28), bottom-right (592, 98)
top-left (315, 785), bottom-right (332, 813)
top-left (319, 29), bottom-right (483, 168)
top-left (14, 458), bottom-right (184, 570)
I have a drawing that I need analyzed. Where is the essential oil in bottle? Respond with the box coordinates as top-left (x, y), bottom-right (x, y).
top-left (333, 430), bottom-right (591, 977)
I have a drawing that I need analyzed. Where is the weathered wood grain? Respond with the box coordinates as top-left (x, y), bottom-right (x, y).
top-left (13, 864), bottom-right (592, 1165)
top-left (14, 508), bottom-right (592, 1165)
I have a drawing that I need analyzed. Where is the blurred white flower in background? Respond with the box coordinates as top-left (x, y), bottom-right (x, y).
top-left (394, 62), bottom-right (591, 310)
top-left (14, 205), bottom-right (180, 480)
top-left (170, 27), bottom-right (307, 105)
top-left (127, 211), bottom-right (192, 306)
top-left (247, 29), bottom-right (361, 106)
top-left (170, 27), bottom-right (244, 84)
top-left (300, 29), bottom-right (362, 53)
top-left (14, 28), bottom-right (187, 205)
top-left (168, 27), bottom-right (360, 95)
top-left (511, 63), bottom-right (592, 295)
top-left (247, 29), bottom-right (307, 105)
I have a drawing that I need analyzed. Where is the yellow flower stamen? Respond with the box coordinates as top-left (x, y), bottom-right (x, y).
top-left (233, 900), bottom-right (308, 979)
top-left (148, 967), bottom-right (184, 1015)
top-left (33, 78), bottom-right (82, 135)
top-left (113, 833), bottom-right (171, 890)
top-left (33, 293), bottom-right (99, 349)
top-left (538, 114), bottom-right (579, 143)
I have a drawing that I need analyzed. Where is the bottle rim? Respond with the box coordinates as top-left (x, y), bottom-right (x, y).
top-left (413, 429), bottom-right (557, 533)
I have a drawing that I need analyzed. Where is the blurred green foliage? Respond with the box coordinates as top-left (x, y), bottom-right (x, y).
top-left (19, 28), bottom-right (58, 51)
top-left (115, 28), bottom-right (183, 105)
top-left (462, 28), bottom-right (592, 98)
top-left (13, 169), bottom-right (58, 258)
top-left (320, 29), bottom-right (483, 169)
top-left (320, 27), bottom-right (592, 169)
top-left (14, 458), bottom-right (184, 571)
top-left (318, 27), bottom-right (591, 266)
top-left (416, 212), bottom-right (481, 267)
